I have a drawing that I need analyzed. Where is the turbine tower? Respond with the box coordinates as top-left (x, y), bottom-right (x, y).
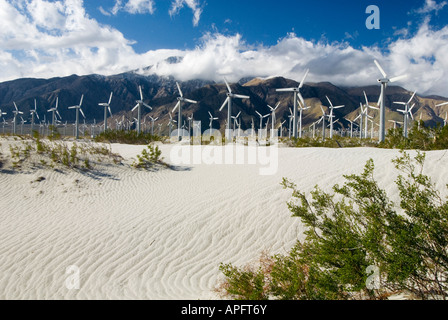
top-left (393, 91), bottom-right (417, 138)
top-left (276, 69), bottom-right (309, 139)
top-left (132, 86), bottom-right (152, 135)
top-left (68, 94), bottom-right (85, 139)
top-left (173, 81), bottom-right (197, 140)
top-left (219, 78), bottom-right (250, 141)
top-left (98, 92), bottom-right (113, 132)
top-left (373, 60), bottom-right (407, 142)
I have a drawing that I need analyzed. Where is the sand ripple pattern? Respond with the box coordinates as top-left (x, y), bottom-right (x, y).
top-left (1, 144), bottom-right (447, 299)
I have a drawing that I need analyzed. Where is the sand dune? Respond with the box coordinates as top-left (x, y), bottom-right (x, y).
top-left (1, 139), bottom-right (447, 299)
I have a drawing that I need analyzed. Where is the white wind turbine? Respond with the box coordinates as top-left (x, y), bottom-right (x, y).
top-left (268, 102), bottom-right (281, 135)
top-left (30, 99), bottom-right (39, 134)
top-left (208, 111), bottom-right (219, 130)
top-left (173, 82), bottom-right (197, 140)
top-left (255, 111), bottom-right (269, 137)
top-left (20, 116), bottom-right (26, 135)
top-left (394, 91), bottom-right (417, 138)
top-left (363, 91), bottom-right (380, 138)
top-left (388, 119), bottom-right (403, 129)
top-left (68, 94), bottom-right (85, 140)
top-left (148, 116), bottom-right (158, 135)
top-left (276, 69), bottom-right (309, 139)
top-left (219, 78), bottom-right (250, 141)
top-left (168, 113), bottom-right (177, 136)
top-left (47, 97), bottom-right (61, 127)
top-left (325, 96), bottom-right (344, 139)
top-left (12, 102), bottom-right (24, 135)
top-left (373, 60), bottom-right (408, 142)
top-left (231, 111), bottom-right (241, 131)
top-left (344, 118), bottom-right (358, 138)
top-left (132, 86), bottom-right (152, 135)
top-left (98, 92), bottom-right (113, 132)
top-left (318, 105), bottom-right (328, 141)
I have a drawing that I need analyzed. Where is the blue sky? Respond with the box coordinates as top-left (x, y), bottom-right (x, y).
top-left (84, 0), bottom-right (447, 51)
top-left (1, 0), bottom-right (448, 96)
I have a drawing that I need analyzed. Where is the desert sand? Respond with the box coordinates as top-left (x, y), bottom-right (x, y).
top-left (1, 138), bottom-right (447, 299)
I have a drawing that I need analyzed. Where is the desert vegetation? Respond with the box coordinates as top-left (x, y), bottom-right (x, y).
top-left (217, 151), bottom-right (448, 300)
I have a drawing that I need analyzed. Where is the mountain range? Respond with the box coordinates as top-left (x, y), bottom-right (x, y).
top-left (1, 69), bottom-right (447, 135)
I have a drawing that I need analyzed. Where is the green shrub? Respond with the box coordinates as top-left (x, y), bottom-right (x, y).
top-left (218, 151), bottom-right (448, 300)
top-left (133, 144), bottom-right (165, 169)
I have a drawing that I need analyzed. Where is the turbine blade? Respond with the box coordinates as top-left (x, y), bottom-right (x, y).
top-left (108, 92), bottom-right (113, 105)
top-left (176, 82), bottom-right (183, 97)
top-left (390, 74), bottom-right (408, 83)
top-left (408, 91), bottom-right (417, 104)
top-left (436, 102), bottom-right (448, 107)
top-left (184, 99), bottom-right (198, 104)
top-left (79, 94), bottom-right (84, 107)
top-left (219, 97), bottom-right (229, 111)
top-left (80, 108), bottom-right (85, 119)
top-left (255, 111), bottom-right (262, 118)
top-left (224, 77), bottom-right (232, 94)
top-left (374, 60), bottom-right (387, 78)
top-left (233, 94), bottom-right (250, 99)
top-left (298, 69), bottom-right (309, 89)
top-left (172, 101), bottom-right (180, 113)
top-left (139, 86), bottom-right (143, 101)
top-left (108, 107), bottom-right (112, 117)
top-left (143, 102), bottom-right (152, 110)
top-left (276, 88), bottom-right (295, 92)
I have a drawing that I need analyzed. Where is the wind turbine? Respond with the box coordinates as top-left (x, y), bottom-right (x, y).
top-left (47, 97), bottom-right (61, 127)
top-left (276, 69), bottom-right (309, 139)
top-left (173, 81), bottom-right (197, 140)
top-left (388, 119), bottom-right (403, 129)
top-left (373, 60), bottom-right (408, 142)
top-left (168, 113), bottom-right (177, 136)
top-left (98, 92), bottom-right (113, 132)
top-left (68, 94), bottom-right (85, 140)
top-left (325, 96), bottom-right (344, 139)
top-left (231, 111), bottom-right (241, 134)
top-left (393, 91), bottom-right (417, 138)
top-left (12, 102), bottom-right (24, 135)
top-left (318, 105), bottom-right (328, 141)
top-left (20, 116), bottom-right (26, 135)
top-left (267, 102), bottom-right (280, 135)
top-left (363, 91), bottom-right (380, 138)
top-left (344, 118), bottom-right (358, 138)
top-left (279, 120), bottom-right (286, 138)
top-left (30, 99), bottom-right (39, 134)
top-left (208, 111), bottom-right (218, 131)
top-left (255, 111), bottom-right (269, 137)
top-left (132, 86), bottom-right (152, 135)
top-left (148, 115), bottom-right (158, 135)
top-left (219, 78), bottom-right (250, 141)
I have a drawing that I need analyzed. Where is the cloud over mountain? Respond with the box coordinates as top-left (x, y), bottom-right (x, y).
top-left (0, 0), bottom-right (447, 97)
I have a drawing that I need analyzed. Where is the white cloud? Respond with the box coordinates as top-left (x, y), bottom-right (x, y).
top-left (416, 0), bottom-right (447, 14)
top-left (109, 0), bottom-right (156, 15)
top-left (169, 0), bottom-right (203, 26)
top-left (1, 0), bottom-right (448, 97)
